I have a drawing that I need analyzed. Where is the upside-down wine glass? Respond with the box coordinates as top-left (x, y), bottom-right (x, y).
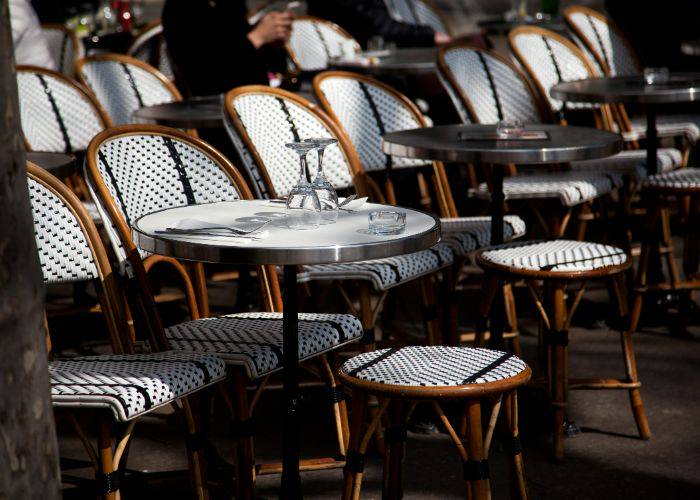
top-left (305, 138), bottom-right (339, 224)
top-left (285, 142), bottom-right (322, 230)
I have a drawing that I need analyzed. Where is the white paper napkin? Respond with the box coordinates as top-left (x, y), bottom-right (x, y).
top-left (173, 218), bottom-right (270, 238)
top-left (338, 196), bottom-right (368, 211)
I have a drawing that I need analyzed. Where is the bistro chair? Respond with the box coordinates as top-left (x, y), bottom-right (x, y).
top-left (474, 239), bottom-right (650, 460)
top-left (41, 23), bottom-right (84, 76)
top-left (383, 0), bottom-right (451, 35)
top-left (127, 19), bottom-right (175, 81)
top-left (224, 85), bottom-right (455, 350)
top-left (76, 54), bottom-right (182, 126)
top-left (564, 5), bottom-right (700, 149)
top-left (508, 26), bottom-right (696, 161)
top-left (84, 124), bottom-right (363, 498)
top-left (286, 15), bottom-right (361, 73)
top-left (435, 44), bottom-right (627, 239)
top-left (629, 168), bottom-right (700, 334)
top-left (313, 70), bottom-right (529, 349)
top-left (27, 163), bottom-right (226, 500)
top-left (339, 346), bottom-right (531, 499)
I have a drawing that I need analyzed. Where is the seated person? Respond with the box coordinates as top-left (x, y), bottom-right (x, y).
top-left (307, 0), bottom-right (450, 48)
top-left (162, 0), bottom-right (293, 96)
top-left (9, 0), bottom-right (56, 69)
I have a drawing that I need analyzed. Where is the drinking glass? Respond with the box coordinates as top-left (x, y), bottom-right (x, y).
top-left (285, 142), bottom-right (322, 230)
top-left (305, 138), bottom-right (339, 224)
top-left (644, 67), bottom-right (670, 85)
top-left (496, 118), bottom-right (524, 138)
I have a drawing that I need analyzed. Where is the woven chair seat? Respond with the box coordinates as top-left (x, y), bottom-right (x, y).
top-left (476, 171), bottom-right (620, 207)
top-left (441, 216), bottom-right (527, 255)
top-left (50, 351), bottom-right (226, 422)
top-left (625, 115), bottom-right (700, 144)
top-left (570, 148), bottom-right (682, 179)
top-left (478, 239), bottom-right (628, 275)
top-left (643, 167), bottom-right (700, 193)
top-left (165, 312), bottom-right (363, 379)
top-left (340, 346), bottom-right (528, 388)
top-left (296, 243), bottom-right (454, 291)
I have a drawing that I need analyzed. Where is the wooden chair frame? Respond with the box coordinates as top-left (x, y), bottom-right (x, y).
top-left (41, 22), bottom-right (83, 75)
top-left (28, 163), bottom-right (211, 500)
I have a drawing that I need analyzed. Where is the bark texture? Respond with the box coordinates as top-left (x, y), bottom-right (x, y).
top-left (0, 0), bottom-right (61, 497)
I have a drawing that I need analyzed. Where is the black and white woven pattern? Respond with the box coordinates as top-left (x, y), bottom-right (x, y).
top-left (476, 171), bottom-right (619, 207)
top-left (297, 242), bottom-right (454, 290)
top-left (288, 19), bottom-right (360, 71)
top-left (570, 147), bottom-right (682, 179)
top-left (625, 115), bottom-right (699, 144)
top-left (127, 23), bottom-right (175, 81)
top-left (165, 312), bottom-right (363, 379)
top-left (384, 0), bottom-right (448, 33)
top-left (643, 167), bottom-right (700, 192)
top-left (79, 58), bottom-right (177, 125)
top-left (28, 177), bottom-right (99, 284)
top-left (50, 351), bottom-right (226, 422)
top-left (510, 31), bottom-right (597, 113)
top-left (90, 133), bottom-right (242, 262)
top-left (340, 346), bottom-right (527, 387)
top-left (480, 239), bottom-right (628, 272)
top-left (440, 47), bottom-right (541, 125)
top-left (41, 26), bottom-right (83, 76)
top-left (228, 92), bottom-right (356, 197)
top-left (441, 216), bottom-right (527, 255)
top-left (566, 11), bottom-right (638, 77)
top-left (317, 76), bottom-right (428, 172)
top-left (17, 70), bottom-right (105, 153)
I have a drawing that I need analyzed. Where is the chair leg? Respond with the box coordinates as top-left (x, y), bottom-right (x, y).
top-left (475, 274), bottom-right (500, 348)
top-left (232, 370), bottom-right (255, 500)
top-left (320, 355), bottom-right (350, 454)
top-left (443, 265), bottom-right (460, 346)
top-left (181, 396), bottom-right (210, 500)
top-left (612, 274), bottom-right (652, 440)
top-left (503, 392), bottom-right (528, 500)
top-left (629, 198), bottom-right (662, 333)
top-left (419, 276), bottom-right (440, 346)
top-left (503, 282), bottom-right (521, 357)
top-left (464, 399), bottom-right (490, 500)
top-left (191, 262), bottom-right (210, 318)
top-left (358, 282), bottom-right (375, 352)
top-left (383, 400), bottom-right (406, 500)
top-left (97, 416), bottom-right (117, 500)
top-left (549, 282), bottom-right (568, 462)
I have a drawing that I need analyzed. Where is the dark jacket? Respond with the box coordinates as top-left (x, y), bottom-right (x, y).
top-left (162, 0), bottom-right (285, 96)
top-left (307, 0), bottom-right (435, 49)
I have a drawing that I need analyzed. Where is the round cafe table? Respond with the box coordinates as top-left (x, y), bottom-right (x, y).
top-left (382, 123), bottom-right (621, 345)
top-left (132, 94), bottom-right (224, 129)
top-left (331, 47), bottom-right (437, 76)
top-left (132, 199), bottom-right (439, 498)
top-left (551, 75), bottom-right (700, 175)
top-left (26, 151), bottom-right (76, 178)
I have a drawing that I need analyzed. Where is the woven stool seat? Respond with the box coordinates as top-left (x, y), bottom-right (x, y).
top-left (477, 240), bottom-right (629, 278)
top-left (339, 346), bottom-right (529, 397)
top-left (50, 351), bottom-right (226, 422)
top-left (441, 216), bottom-right (527, 255)
top-left (643, 167), bottom-right (700, 193)
top-left (570, 148), bottom-right (682, 179)
top-left (166, 312), bottom-right (363, 379)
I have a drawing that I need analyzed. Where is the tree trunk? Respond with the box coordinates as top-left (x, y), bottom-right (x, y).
top-left (0, 1), bottom-right (61, 498)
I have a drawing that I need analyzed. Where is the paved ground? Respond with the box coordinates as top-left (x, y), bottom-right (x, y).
top-left (55, 270), bottom-right (700, 499)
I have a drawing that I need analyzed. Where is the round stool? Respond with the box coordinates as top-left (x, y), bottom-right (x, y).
top-left (338, 346), bottom-right (531, 500)
top-left (474, 239), bottom-right (649, 461)
top-left (631, 168), bottom-right (700, 334)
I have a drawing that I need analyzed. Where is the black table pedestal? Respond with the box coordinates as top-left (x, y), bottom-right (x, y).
top-left (281, 265), bottom-right (302, 499)
top-left (646, 105), bottom-right (658, 176)
top-left (488, 165), bottom-right (507, 350)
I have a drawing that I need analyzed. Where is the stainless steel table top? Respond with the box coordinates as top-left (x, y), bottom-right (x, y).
top-left (26, 152), bottom-right (76, 178)
top-left (382, 124), bottom-right (622, 164)
top-left (551, 75), bottom-right (700, 105)
top-left (330, 48), bottom-right (437, 76)
top-left (132, 95), bottom-right (223, 129)
top-left (132, 200), bottom-right (440, 265)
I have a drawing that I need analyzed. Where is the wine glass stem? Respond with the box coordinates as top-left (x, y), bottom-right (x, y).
top-left (317, 148), bottom-right (325, 178)
top-left (299, 155), bottom-right (309, 184)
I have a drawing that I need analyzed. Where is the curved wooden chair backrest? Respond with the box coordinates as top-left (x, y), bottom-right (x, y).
top-left (286, 15), bottom-right (361, 72)
top-left (16, 66), bottom-right (111, 153)
top-left (384, 0), bottom-right (451, 35)
top-left (76, 53), bottom-right (181, 125)
top-left (127, 20), bottom-right (175, 81)
top-left (41, 23), bottom-right (84, 76)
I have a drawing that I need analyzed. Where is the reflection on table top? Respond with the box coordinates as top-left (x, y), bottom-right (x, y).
top-left (551, 75), bottom-right (700, 104)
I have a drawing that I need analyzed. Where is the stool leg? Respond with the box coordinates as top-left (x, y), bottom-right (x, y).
top-left (464, 399), bottom-right (490, 500)
top-left (612, 274), bottom-right (652, 440)
top-left (503, 282), bottom-right (521, 357)
top-left (503, 392), bottom-right (528, 500)
top-left (97, 416), bottom-right (117, 500)
top-left (232, 370), bottom-right (255, 500)
top-left (419, 276), bottom-right (440, 346)
top-left (383, 401), bottom-right (406, 500)
top-left (550, 283), bottom-right (568, 462)
top-left (476, 274), bottom-right (500, 348)
top-left (629, 199), bottom-right (662, 334)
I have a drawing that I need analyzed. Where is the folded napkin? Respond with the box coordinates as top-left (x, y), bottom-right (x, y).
top-left (172, 218), bottom-right (270, 239)
top-left (338, 196), bottom-right (368, 211)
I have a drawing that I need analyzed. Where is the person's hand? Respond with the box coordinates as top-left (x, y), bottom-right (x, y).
top-left (248, 11), bottom-right (294, 48)
top-left (434, 32), bottom-right (452, 45)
